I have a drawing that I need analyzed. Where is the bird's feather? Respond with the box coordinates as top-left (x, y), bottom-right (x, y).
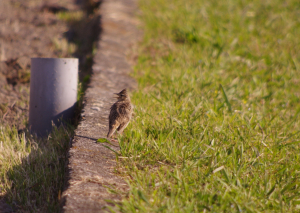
top-left (107, 89), bottom-right (133, 139)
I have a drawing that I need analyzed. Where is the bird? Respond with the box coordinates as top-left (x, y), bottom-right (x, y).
top-left (107, 89), bottom-right (133, 142)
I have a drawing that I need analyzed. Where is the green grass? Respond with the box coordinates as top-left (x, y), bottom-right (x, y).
top-left (57, 11), bottom-right (84, 23)
top-left (0, 124), bottom-right (73, 212)
top-left (117, 0), bottom-right (300, 212)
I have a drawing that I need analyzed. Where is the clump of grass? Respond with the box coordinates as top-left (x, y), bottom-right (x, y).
top-left (52, 37), bottom-right (77, 57)
top-left (0, 124), bottom-right (73, 212)
top-left (57, 11), bottom-right (84, 23)
top-left (117, 0), bottom-right (300, 212)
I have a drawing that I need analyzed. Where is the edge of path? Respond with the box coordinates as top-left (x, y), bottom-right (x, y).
top-left (61, 0), bottom-right (141, 211)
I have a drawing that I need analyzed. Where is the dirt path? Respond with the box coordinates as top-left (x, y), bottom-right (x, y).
top-left (61, 0), bottom-right (140, 212)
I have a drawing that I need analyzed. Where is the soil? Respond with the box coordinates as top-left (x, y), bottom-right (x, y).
top-left (0, 0), bottom-right (100, 129)
top-left (1, 0), bottom-right (65, 128)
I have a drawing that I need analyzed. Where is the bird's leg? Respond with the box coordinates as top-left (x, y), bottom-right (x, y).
top-left (107, 123), bottom-right (118, 138)
top-left (117, 122), bottom-right (129, 135)
top-left (107, 122), bottom-right (120, 142)
top-left (110, 137), bottom-right (118, 142)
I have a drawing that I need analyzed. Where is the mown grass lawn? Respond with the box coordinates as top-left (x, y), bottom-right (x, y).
top-left (118, 0), bottom-right (300, 212)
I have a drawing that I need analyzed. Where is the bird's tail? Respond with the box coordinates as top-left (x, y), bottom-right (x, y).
top-left (107, 131), bottom-right (112, 138)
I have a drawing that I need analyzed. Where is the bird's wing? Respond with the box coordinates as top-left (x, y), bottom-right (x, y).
top-left (109, 102), bottom-right (132, 122)
top-left (117, 103), bottom-right (130, 115)
top-left (109, 103), bottom-right (118, 120)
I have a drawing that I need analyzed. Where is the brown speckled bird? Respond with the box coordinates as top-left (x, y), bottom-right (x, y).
top-left (107, 89), bottom-right (133, 142)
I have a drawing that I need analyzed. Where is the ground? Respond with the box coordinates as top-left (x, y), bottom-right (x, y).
top-left (0, 0), bottom-right (100, 129)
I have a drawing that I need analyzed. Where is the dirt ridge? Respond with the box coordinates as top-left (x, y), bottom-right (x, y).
top-left (61, 0), bottom-right (140, 212)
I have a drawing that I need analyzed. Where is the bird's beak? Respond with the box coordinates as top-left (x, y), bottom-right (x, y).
top-left (114, 93), bottom-right (120, 98)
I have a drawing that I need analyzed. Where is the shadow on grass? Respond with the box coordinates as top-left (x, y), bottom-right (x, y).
top-left (0, 125), bottom-right (73, 212)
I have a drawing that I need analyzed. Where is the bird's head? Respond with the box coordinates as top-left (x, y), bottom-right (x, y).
top-left (114, 89), bottom-right (130, 101)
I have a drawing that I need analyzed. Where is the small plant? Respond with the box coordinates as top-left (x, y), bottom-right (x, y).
top-left (52, 37), bottom-right (77, 57)
top-left (56, 11), bottom-right (84, 23)
top-left (172, 27), bottom-right (199, 44)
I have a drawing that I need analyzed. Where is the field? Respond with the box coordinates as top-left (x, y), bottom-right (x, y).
top-left (1, 0), bottom-right (300, 212)
top-left (118, 0), bottom-right (300, 212)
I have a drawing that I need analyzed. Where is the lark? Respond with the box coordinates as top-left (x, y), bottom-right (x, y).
top-left (107, 89), bottom-right (133, 142)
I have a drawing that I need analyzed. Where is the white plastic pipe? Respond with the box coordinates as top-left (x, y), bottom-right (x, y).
top-left (29, 58), bottom-right (78, 137)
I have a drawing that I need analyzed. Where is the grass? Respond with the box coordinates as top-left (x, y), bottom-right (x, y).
top-left (0, 125), bottom-right (73, 212)
top-left (117, 0), bottom-right (300, 212)
top-left (57, 11), bottom-right (84, 23)
top-left (52, 37), bottom-right (77, 58)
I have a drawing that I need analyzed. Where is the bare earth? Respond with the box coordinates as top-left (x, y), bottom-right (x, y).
top-left (0, 0), bottom-right (81, 129)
